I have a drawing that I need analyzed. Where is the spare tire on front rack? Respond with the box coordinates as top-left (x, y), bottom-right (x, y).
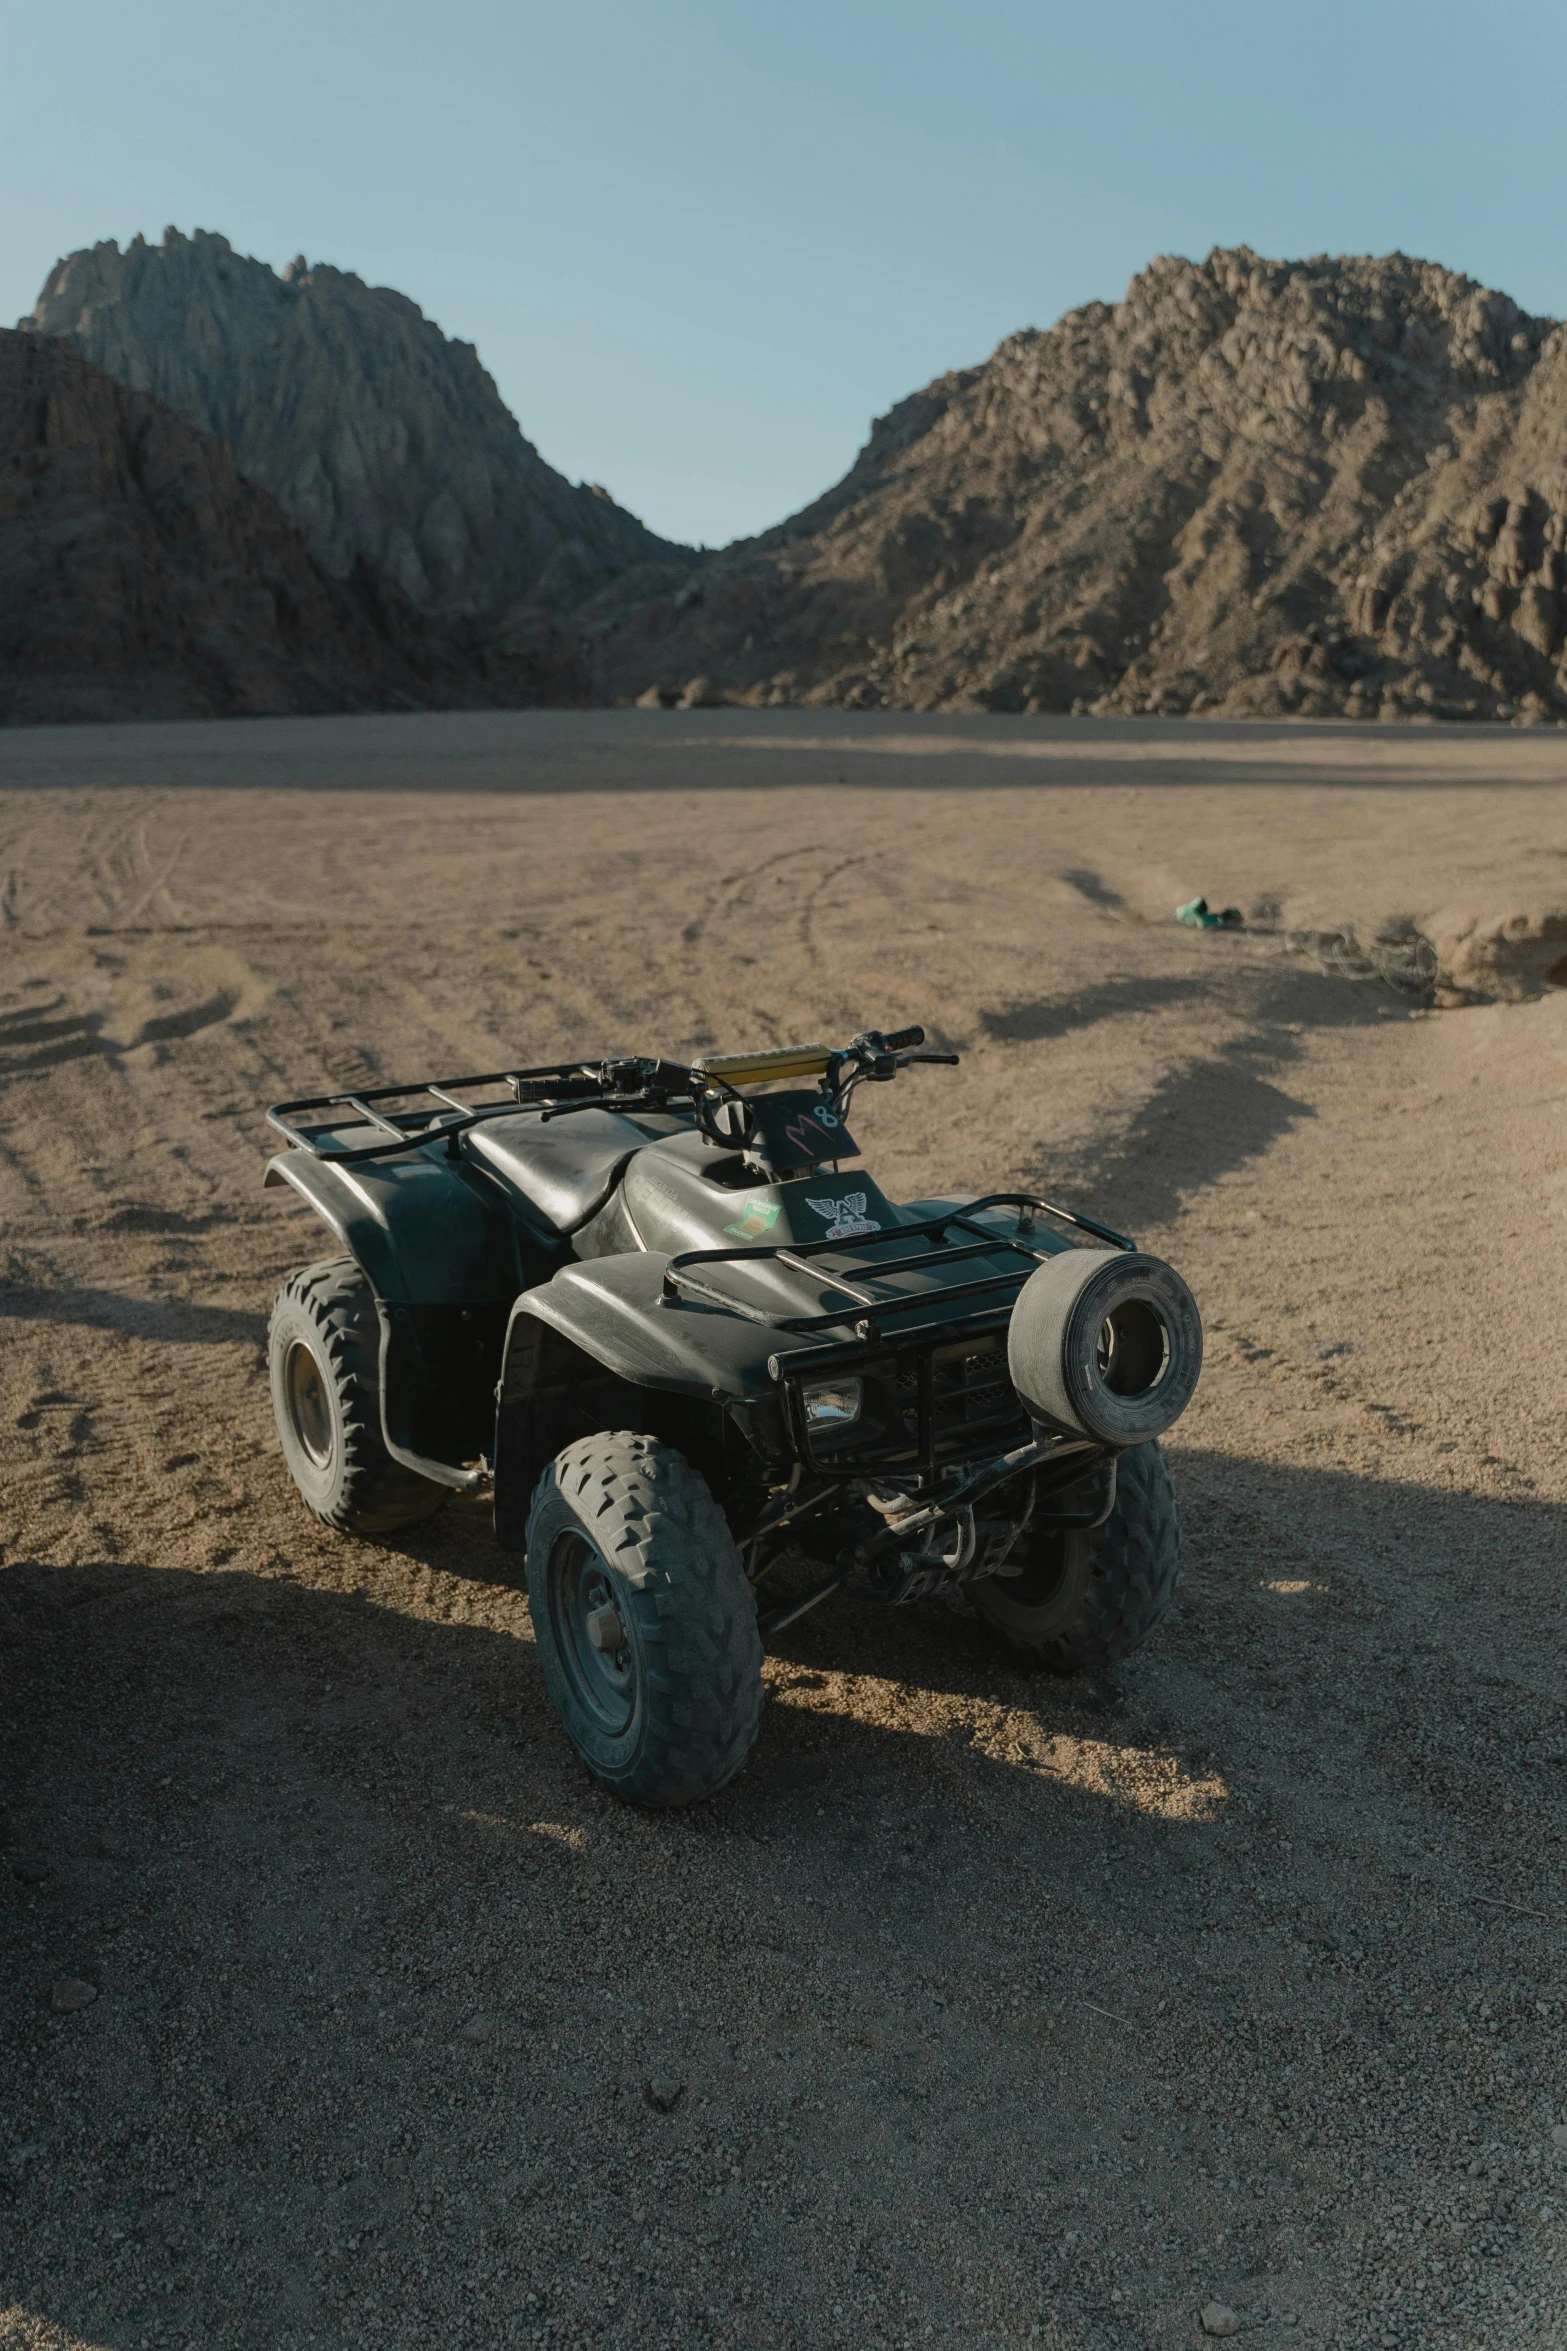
top-left (1006, 1248), bottom-right (1203, 1446)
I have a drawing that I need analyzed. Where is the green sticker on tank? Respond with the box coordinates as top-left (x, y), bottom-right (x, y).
top-left (724, 1199), bottom-right (780, 1241)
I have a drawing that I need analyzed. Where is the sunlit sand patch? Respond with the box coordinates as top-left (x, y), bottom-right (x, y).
top-left (1018, 1731), bottom-right (1228, 1822)
top-left (445, 1809), bottom-right (599, 1850)
top-left (771, 1671), bottom-right (1227, 1820)
top-left (524, 1819), bottom-right (589, 1851)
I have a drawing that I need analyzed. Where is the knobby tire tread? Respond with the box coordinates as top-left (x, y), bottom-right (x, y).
top-left (527, 1432), bottom-right (764, 1808)
top-left (269, 1256), bottom-right (446, 1535)
top-left (975, 1439), bottom-right (1180, 1674)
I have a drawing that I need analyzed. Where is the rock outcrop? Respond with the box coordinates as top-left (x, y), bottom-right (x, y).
top-left (0, 329), bottom-right (589, 725)
top-left (586, 247), bottom-right (1567, 723)
top-left (23, 228), bottom-right (691, 621)
top-left (26, 236), bottom-right (1567, 726)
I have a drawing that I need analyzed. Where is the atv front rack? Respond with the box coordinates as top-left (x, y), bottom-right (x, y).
top-left (669, 1192), bottom-right (1128, 1486)
top-left (660, 1192), bottom-right (1133, 1346)
top-left (267, 1060), bottom-right (697, 1166)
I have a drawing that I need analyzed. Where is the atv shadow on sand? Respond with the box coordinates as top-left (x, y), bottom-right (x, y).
top-left (9, 1435), bottom-right (1560, 2349)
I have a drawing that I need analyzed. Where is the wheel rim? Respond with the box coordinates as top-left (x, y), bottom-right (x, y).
top-left (993, 1526), bottom-right (1071, 1611)
top-left (283, 1339), bottom-right (335, 1469)
top-left (547, 1530), bottom-right (637, 1739)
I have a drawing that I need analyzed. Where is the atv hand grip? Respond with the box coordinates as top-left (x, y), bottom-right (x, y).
top-left (881, 1025), bottom-right (925, 1052)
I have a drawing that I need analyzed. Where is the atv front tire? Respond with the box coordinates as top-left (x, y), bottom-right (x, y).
top-left (968, 1439), bottom-right (1180, 1674)
top-left (525, 1432), bottom-right (764, 1808)
top-left (268, 1257), bottom-right (448, 1535)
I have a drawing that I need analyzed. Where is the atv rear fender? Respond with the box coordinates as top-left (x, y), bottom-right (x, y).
top-left (266, 1146), bottom-right (567, 1491)
top-left (263, 1146), bottom-right (550, 1305)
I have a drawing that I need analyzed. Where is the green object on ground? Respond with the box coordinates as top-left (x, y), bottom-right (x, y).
top-left (1176, 895), bottom-right (1243, 929)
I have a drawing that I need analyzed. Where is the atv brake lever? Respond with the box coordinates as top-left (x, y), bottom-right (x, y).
top-left (835, 1045), bottom-right (959, 1116)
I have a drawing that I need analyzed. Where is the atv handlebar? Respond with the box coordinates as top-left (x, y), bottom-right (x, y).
top-left (266, 1026), bottom-right (957, 1170)
top-left (825, 1026), bottom-right (958, 1119)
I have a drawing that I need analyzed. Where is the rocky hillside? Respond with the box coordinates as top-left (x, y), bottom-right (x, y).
top-left (23, 228), bottom-right (691, 621)
top-left (0, 330), bottom-right (589, 726)
top-left (588, 247), bottom-right (1567, 723)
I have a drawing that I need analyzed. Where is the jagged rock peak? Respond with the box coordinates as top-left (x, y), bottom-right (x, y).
top-left (586, 245), bottom-right (1567, 725)
top-left (0, 325), bottom-right (438, 724)
top-left (22, 226), bottom-right (692, 618)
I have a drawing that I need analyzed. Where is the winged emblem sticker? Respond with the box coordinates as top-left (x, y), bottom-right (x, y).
top-left (804, 1190), bottom-right (881, 1241)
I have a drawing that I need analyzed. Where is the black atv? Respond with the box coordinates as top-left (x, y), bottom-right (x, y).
top-left (262, 1028), bottom-right (1202, 1807)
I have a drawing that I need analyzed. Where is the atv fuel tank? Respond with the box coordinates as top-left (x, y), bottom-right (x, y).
top-left (615, 1130), bottom-right (905, 1259)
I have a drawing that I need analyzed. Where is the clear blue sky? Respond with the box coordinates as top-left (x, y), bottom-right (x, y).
top-left (5, 1), bottom-right (1567, 548)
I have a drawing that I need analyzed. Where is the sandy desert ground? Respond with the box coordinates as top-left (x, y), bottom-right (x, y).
top-left (0, 708), bottom-right (1563, 2351)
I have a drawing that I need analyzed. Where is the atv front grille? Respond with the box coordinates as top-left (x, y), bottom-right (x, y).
top-left (662, 1189), bottom-right (1133, 1479)
top-left (784, 1328), bottom-right (1031, 1476)
top-left (897, 1337), bottom-right (1021, 1454)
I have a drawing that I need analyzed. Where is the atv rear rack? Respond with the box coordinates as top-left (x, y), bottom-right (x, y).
top-left (661, 1192), bottom-right (1133, 1346)
top-left (267, 1060), bottom-right (697, 1166)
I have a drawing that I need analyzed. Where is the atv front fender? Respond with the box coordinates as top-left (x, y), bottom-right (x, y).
top-left (509, 1253), bottom-right (826, 1398)
top-left (492, 1255), bottom-right (817, 1549)
top-left (264, 1146), bottom-right (540, 1306)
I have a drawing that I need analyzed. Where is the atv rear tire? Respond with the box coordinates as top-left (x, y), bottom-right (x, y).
top-left (525, 1432), bottom-right (764, 1808)
top-left (268, 1257), bottom-right (448, 1535)
top-left (968, 1440), bottom-right (1180, 1674)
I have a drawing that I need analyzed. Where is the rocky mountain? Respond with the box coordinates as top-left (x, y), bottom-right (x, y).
top-left (0, 329), bottom-right (588, 726)
top-left (587, 247), bottom-right (1567, 724)
top-left (23, 228), bottom-right (691, 622)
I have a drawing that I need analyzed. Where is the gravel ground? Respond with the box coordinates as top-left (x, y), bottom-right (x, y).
top-left (0, 710), bottom-right (1563, 2351)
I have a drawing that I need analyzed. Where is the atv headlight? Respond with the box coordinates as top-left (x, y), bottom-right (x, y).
top-left (801, 1377), bottom-right (863, 1428)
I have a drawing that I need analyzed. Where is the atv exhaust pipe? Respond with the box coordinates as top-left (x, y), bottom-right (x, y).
top-left (1007, 1248), bottom-right (1202, 1448)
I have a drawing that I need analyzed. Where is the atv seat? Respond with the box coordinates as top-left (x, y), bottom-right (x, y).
top-left (464, 1108), bottom-right (690, 1234)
